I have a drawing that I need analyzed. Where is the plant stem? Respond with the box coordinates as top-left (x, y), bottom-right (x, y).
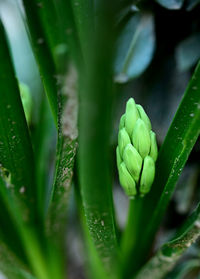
top-left (121, 198), bottom-right (143, 257)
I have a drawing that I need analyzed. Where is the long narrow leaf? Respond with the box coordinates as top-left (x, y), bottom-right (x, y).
top-left (0, 20), bottom-right (36, 212)
top-left (77, 2), bottom-right (119, 271)
top-left (21, 0), bottom-right (58, 125)
top-left (134, 204), bottom-right (200, 279)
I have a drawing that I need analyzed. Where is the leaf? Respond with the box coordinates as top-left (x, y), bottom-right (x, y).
top-left (77, 6), bottom-right (119, 272)
top-left (134, 204), bottom-right (200, 279)
top-left (0, 21), bottom-right (36, 213)
top-left (166, 260), bottom-right (200, 279)
top-left (33, 94), bottom-right (56, 218)
top-left (52, 0), bottom-right (83, 68)
top-left (114, 13), bottom-right (155, 83)
top-left (21, 0), bottom-right (58, 126)
top-left (0, 244), bottom-right (35, 279)
top-left (186, 0), bottom-right (200, 10)
top-left (0, 174), bottom-right (52, 279)
top-left (71, 0), bottom-right (94, 63)
top-left (122, 61), bottom-right (200, 277)
top-left (155, 0), bottom-right (184, 9)
top-left (47, 65), bottom-right (78, 242)
top-left (175, 33), bottom-right (200, 72)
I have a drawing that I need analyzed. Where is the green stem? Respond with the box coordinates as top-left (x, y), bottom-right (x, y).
top-left (121, 198), bottom-right (142, 257)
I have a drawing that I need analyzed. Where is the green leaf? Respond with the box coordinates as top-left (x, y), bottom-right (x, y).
top-left (52, 0), bottom-right (83, 68)
top-left (0, 21), bottom-right (36, 212)
top-left (47, 65), bottom-right (78, 243)
top-left (155, 0), bottom-right (184, 9)
top-left (21, 0), bottom-right (58, 126)
top-left (134, 204), bottom-right (200, 279)
top-left (71, 0), bottom-right (94, 63)
top-left (0, 174), bottom-right (52, 279)
top-left (33, 94), bottom-right (56, 218)
top-left (114, 13), bottom-right (155, 83)
top-left (0, 244), bottom-right (35, 279)
top-left (175, 33), bottom-right (200, 72)
top-left (77, 1), bottom-right (119, 271)
top-left (122, 61), bottom-right (200, 277)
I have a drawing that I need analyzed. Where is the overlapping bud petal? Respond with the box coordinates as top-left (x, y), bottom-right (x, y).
top-left (116, 98), bottom-right (158, 198)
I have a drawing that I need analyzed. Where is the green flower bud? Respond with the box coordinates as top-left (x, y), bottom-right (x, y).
top-left (116, 98), bottom-right (158, 198)
top-left (136, 104), bottom-right (151, 131)
top-left (119, 114), bottom-right (125, 130)
top-left (140, 156), bottom-right (155, 196)
top-left (119, 162), bottom-right (137, 197)
top-left (123, 144), bottom-right (142, 183)
top-left (125, 98), bottom-right (139, 136)
top-left (149, 131), bottom-right (158, 161)
top-left (118, 128), bottom-right (131, 157)
top-left (132, 119), bottom-right (151, 159)
top-left (116, 146), bottom-right (122, 170)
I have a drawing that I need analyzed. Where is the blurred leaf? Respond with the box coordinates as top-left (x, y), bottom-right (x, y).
top-left (115, 5), bottom-right (139, 24)
top-left (53, 0), bottom-right (83, 68)
top-left (71, 0), bottom-right (94, 63)
top-left (123, 60), bottom-right (200, 277)
top-left (21, 0), bottom-right (58, 126)
top-left (0, 244), bottom-right (35, 279)
top-left (134, 204), bottom-right (200, 279)
top-left (19, 82), bottom-right (33, 124)
top-left (0, 20), bottom-right (36, 212)
top-left (186, 0), bottom-right (200, 10)
top-left (0, 174), bottom-right (53, 279)
top-left (166, 260), bottom-right (200, 279)
top-left (174, 165), bottom-right (198, 214)
top-left (33, 94), bottom-right (56, 219)
top-left (155, 0), bottom-right (184, 9)
top-left (114, 13), bottom-right (155, 83)
top-left (176, 33), bottom-right (200, 72)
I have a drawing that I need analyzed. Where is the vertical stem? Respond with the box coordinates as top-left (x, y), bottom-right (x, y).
top-left (121, 198), bottom-right (142, 256)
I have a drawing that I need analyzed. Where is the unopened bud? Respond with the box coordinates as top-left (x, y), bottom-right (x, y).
top-left (119, 114), bottom-right (125, 130)
top-left (149, 131), bottom-right (158, 161)
top-left (140, 156), bottom-right (155, 196)
top-left (118, 128), bottom-right (131, 157)
top-left (132, 119), bottom-right (151, 159)
top-left (116, 98), bottom-right (158, 198)
top-left (123, 144), bottom-right (142, 183)
top-left (136, 104), bottom-right (151, 131)
top-left (119, 162), bottom-right (137, 197)
top-left (125, 98), bottom-right (139, 136)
